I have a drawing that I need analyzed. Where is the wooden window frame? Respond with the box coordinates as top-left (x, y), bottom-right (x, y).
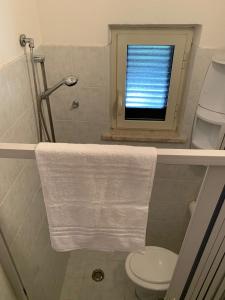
top-left (110, 26), bottom-right (193, 133)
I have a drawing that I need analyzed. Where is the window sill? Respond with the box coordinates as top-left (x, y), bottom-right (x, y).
top-left (102, 129), bottom-right (186, 143)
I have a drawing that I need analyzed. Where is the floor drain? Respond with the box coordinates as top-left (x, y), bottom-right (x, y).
top-left (92, 269), bottom-right (104, 282)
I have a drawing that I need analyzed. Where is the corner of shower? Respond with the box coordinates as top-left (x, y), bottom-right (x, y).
top-left (19, 34), bottom-right (79, 143)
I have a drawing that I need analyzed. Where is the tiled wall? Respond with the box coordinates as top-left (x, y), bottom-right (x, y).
top-left (0, 264), bottom-right (17, 300)
top-left (0, 44), bottom-right (214, 300)
top-left (0, 56), bottom-right (69, 300)
top-left (40, 45), bottom-right (110, 143)
top-left (40, 45), bottom-right (216, 147)
top-left (147, 163), bottom-right (206, 252)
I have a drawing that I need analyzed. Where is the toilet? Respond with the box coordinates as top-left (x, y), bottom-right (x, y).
top-left (125, 246), bottom-right (178, 300)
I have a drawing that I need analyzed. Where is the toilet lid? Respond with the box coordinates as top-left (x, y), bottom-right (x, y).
top-left (129, 246), bottom-right (178, 284)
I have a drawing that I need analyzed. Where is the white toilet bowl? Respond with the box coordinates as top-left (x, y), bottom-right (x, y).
top-left (125, 246), bottom-right (178, 300)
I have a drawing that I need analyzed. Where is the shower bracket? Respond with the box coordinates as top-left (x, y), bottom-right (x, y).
top-left (19, 34), bottom-right (34, 48)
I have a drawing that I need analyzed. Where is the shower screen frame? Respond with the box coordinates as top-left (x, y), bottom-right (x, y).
top-left (166, 166), bottom-right (225, 300)
top-left (0, 144), bottom-right (225, 300)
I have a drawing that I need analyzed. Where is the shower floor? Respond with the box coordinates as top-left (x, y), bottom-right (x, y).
top-left (60, 250), bottom-right (137, 300)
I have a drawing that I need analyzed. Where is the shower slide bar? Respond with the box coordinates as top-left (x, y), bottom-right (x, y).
top-left (0, 143), bottom-right (225, 166)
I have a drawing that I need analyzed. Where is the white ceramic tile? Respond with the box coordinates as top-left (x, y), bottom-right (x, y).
top-left (73, 47), bottom-right (109, 88)
top-left (0, 58), bottom-right (33, 137)
top-left (41, 46), bottom-right (79, 85)
top-left (0, 264), bottom-right (17, 300)
top-left (155, 164), bottom-right (206, 181)
top-left (0, 54), bottom-right (66, 300)
top-left (42, 45), bottom-right (109, 88)
top-left (9, 188), bottom-right (44, 256)
top-left (49, 85), bottom-right (79, 121)
top-left (34, 250), bottom-right (68, 300)
top-left (24, 215), bottom-right (69, 299)
top-left (0, 159), bottom-right (25, 202)
top-left (149, 178), bottom-right (202, 212)
top-left (0, 108), bottom-right (38, 144)
top-left (145, 178), bottom-right (202, 252)
top-left (60, 250), bottom-right (135, 300)
top-left (8, 188), bottom-right (68, 300)
top-left (0, 161), bottom-right (41, 245)
top-left (72, 87), bottom-right (109, 123)
top-left (146, 218), bottom-right (187, 253)
top-left (74, 121), bottom-right (108, 144)
top-left (54, 120), bottom-right (78, 143)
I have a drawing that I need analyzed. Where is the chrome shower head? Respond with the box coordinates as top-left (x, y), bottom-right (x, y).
top-left (41, 76), bottom-right (78, 99)
top-left (64, 76), bottom-right (78, 87)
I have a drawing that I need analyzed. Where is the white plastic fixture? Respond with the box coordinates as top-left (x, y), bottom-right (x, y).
top-left (199, 56), bottom-right (225, 114)
top-left (192, 55), bottom-right (225, 149)
top-left (125, 246), bottom-right (178, 291)
top-left (192, 107), bottom-right (225, 149)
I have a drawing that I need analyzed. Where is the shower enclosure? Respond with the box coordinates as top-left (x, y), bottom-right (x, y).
top-left (1, 143), bottom-right (225, 300)
top-left (0, 33), bottom-right (225, 300)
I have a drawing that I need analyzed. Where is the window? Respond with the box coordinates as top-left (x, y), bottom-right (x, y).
top-left (110, 26), bottom-right (193, 138)
top-left (125, 44), bottom-right (174, 121)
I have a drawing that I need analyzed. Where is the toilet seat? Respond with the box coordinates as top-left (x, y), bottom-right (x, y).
top-left (125, 246), bottom-right (178, 291)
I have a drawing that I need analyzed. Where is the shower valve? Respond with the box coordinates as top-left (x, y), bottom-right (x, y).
top-left (71, 100), bottom-right (79, 109)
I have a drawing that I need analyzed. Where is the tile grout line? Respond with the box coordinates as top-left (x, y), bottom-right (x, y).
top-left (8, 185), bottom-right (43, 249)
top-left (0, 163), bottom-right (27, 208)
top-left (0, 107), bottom-right (33, 140)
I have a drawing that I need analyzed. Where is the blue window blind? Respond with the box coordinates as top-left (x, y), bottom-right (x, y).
top-left (125, 45), bottom-right (175, 114)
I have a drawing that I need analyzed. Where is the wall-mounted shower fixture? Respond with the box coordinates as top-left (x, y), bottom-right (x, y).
top-left (19, 34), bottom-right (79, 143)
top-left (19, 34), bottom-right (34, 48)
top-left (71, 100), bottom-right (80, 110)
top-left (34, 54), bottom-right (56, 142)
top-left (41, 76), bottom-right (78, 99)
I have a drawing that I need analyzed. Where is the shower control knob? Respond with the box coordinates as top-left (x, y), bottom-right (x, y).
top-left (71, 100), bottom-right (79, 109)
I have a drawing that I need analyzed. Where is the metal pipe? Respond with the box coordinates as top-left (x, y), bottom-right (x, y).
top-left (30, 53), bottom-right (52, 142)
top-left (30, 48), bottom-right (43, 142)
top-left (40, 104), bottom-right (52, 142)
top-left (24, 50), bottom-right (39, 141)
top-left (40, 61), bottom-right (56, 142)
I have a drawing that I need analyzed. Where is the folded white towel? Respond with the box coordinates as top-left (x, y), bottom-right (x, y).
top-left (35, 143), bottom-right (157, 252)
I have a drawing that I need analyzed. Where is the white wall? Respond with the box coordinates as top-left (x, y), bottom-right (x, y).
top-left (0, 0), bottom-right (41, 67)
top-left (0, 0), bottom-right (224, 61)
top-left (36, 0), bottom-right (225, 48)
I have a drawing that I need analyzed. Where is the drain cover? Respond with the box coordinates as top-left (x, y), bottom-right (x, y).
top-left (92, 269), bottom-right (104, 282)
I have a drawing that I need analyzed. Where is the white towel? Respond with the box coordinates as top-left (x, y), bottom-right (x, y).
top-left (35, 143), bottom-right (157, 252)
